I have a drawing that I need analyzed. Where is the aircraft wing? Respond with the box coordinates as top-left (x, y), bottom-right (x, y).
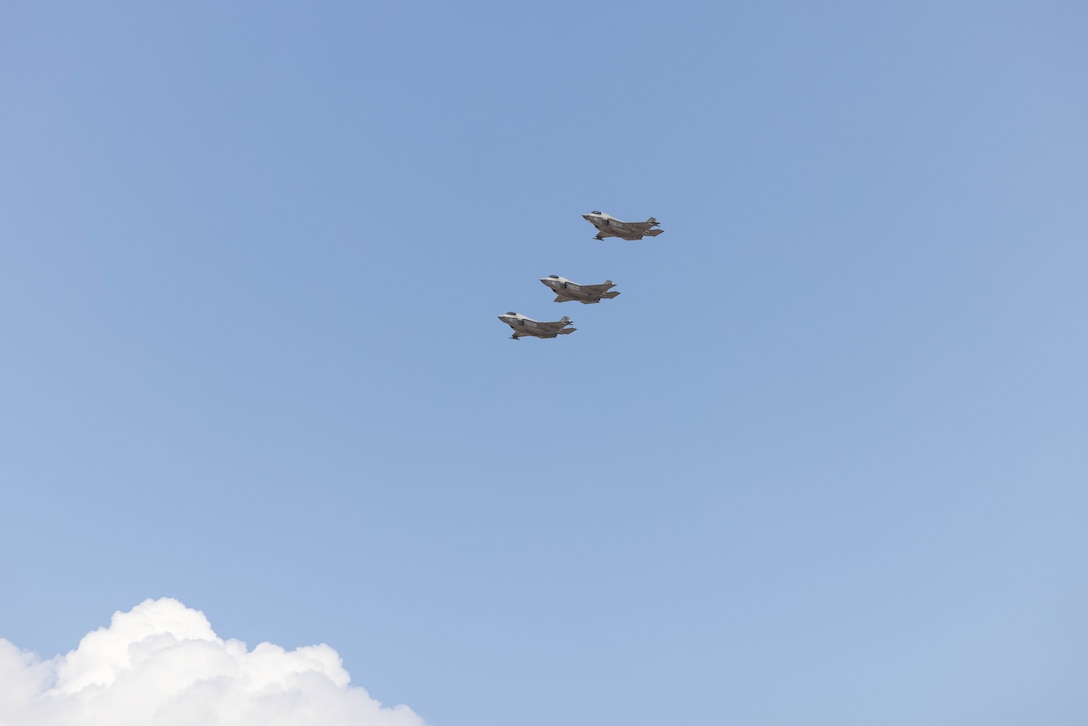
top-left (530, 320), bottom-right (572, 331)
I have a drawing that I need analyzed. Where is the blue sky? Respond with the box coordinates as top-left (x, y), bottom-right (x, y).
top-left (2, 2), bottom-right (1086, 724)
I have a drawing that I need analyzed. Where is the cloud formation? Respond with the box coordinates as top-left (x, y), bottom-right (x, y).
top-left (0, 598), bottom-right (426, 726)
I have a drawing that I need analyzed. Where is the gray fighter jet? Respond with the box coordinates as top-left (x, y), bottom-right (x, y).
top-left (539, 275), bottom-right (620, 304)
top-left (582, 210), bottom-right (663, 240)
top-left (497, 312), bottom-right (576, 340)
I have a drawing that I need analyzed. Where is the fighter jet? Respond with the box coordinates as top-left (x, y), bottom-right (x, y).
top-left (582, 210), bottom-right (663, 240)
top-left (497, 312), bottom-right (576, 340)
top-left (539, 275), bottom-right (620, 304)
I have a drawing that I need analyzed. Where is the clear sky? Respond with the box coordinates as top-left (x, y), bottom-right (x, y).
top-left (2, 2), bottom-right (1086, 725)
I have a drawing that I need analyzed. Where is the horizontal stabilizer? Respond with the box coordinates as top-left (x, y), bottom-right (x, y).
top-left (645, 228), bottom-right (664, 236)
top-left (557, 327), bottom-right (576, 335)
top-left (602, 291), bottom-right (620, 299)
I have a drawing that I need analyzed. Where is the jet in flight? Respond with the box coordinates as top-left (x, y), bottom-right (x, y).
top-left (582, 211), bottom-right (663, 240)
top-left (497, 312), bottom-right (576, 340)
top-left (539, 275), bottom-right (620, 304)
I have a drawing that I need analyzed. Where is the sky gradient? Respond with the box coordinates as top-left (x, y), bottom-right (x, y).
top-left (2, 2), bottom-right (1087, 725)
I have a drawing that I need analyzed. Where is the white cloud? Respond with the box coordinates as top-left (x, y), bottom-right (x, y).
top-left (0, 598), bottom-right (427, 726)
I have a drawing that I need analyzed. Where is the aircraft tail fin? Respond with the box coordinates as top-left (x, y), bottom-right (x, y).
top-left (559, 316), bottom-right (571, 324)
